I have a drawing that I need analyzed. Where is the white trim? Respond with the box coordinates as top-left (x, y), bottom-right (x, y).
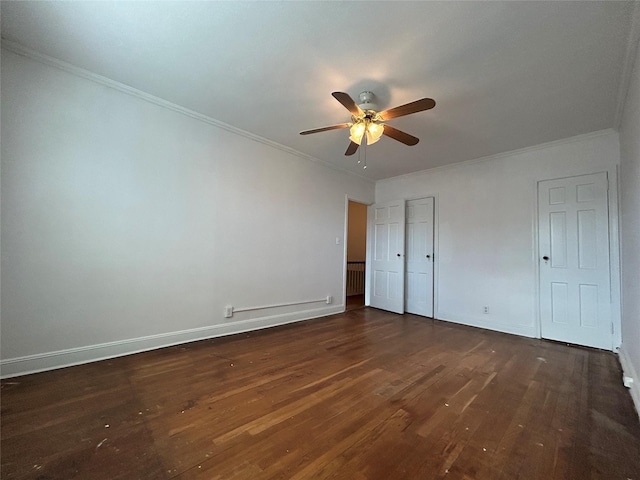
top-left (365, 204), bottom-right (373, 307)
top-left (607, 167), bottom-right (623, 349)
top-left (432, 195), bottom-right (440, 320)
top-left (0, 40), bottom-right (374, 185)
top-left (619, 346), bottom-right (640, 418)
top-left (614, 1), bottom-right (640, 129)
top-left (377, 129), bottom-right (617, 185)
top-left (436, 312), bottom-right (537, 339)
top-left (0, 305), bottom-right (342, 379)
top-left (233, 298), bottom-right (327, 313)
top-left (533, 176), bottom-right (543, 339)
top-left (343, 196), bottom-right (350, 310)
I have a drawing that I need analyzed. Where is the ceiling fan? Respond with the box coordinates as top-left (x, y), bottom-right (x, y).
top-left (300, 91), bottom-right (436, 156)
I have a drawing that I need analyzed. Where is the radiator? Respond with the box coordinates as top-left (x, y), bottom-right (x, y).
top-left (346, 262), bottom-right (366, 296)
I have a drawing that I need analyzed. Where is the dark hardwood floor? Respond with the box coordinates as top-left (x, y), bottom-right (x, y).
top-left (345, 294), bottom-right (365, 311)
top-left (2, 308), bottom-right (640, 479)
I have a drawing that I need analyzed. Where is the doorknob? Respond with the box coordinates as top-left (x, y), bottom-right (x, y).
top-left (542, 255), bottom-right (550, 261)
top-left (426, 255), bottom-right (431, 259)
top-left (397, 253), bottom-right (401, 257)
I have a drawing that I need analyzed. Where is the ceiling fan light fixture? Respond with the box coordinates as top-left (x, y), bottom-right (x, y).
top-left (349, 122), bottom-right (366, 145)
top-left (349, 120), bottom-right (384, 145)
top-left (366, 122), bottom-right (384, 145)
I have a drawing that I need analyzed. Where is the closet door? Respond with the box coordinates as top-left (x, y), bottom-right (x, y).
top-left (368, 200), bottom-right (405, 314)
top-left (405, 197), bottom-right (434, 317)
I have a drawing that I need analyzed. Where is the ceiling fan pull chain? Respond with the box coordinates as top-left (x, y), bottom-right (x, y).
top-left (363, 141), bottom-right (367, 169)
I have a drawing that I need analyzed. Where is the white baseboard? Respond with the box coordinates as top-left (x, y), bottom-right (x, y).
top-left (0, 305), bottom-right (343, 378)
top-left (618, 346), bottom-right (640, 417)
top-left (435, 312), bottom-right (538, 339)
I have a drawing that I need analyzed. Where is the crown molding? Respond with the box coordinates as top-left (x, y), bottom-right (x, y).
top-left (614, 0), bottom-right (640, 130)
top-left (1, 39), bottom-right (374, 185)
top-left (377, 128), bottom-right (618, 184)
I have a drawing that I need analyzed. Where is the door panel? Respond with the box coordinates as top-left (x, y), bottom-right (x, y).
top-left (405, 197), bottom-right (434, 317)
top-left (551, 282), bottom-right (569, 324)
top-left (550, 212), bottom-right (567, 268)
top-left (368, 200), bottom-right (405, 314)
top-left (539, 172), bottom-right (611, 349)
top-left (577, 210), bottom-right (597, 268)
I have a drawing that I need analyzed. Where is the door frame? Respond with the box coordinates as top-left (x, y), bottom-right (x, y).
top-left (363, 194), bottom-right (440, 317)
top-left (343, 195), bottom-right (372, 311)
top-left (534, 166), bottom-right (622, 351)
top-left (404, 194), bottom-right (439, 318)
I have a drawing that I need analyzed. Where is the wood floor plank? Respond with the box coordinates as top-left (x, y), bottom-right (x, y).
top-left (2, 308), bottom-right (640, 479)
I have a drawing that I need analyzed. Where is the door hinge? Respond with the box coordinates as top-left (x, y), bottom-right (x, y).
top-left (611, 323), bottom-right (614, 334)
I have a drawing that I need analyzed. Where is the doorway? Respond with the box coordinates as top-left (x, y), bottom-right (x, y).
top-left (346, 200), bottom-right (367, 311)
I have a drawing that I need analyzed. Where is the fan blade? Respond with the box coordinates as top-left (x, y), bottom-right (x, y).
top-left (382, 125), bottom-right (419, 146)
top-left (345, 141), bottom-right (359, 156)
top-left (300, 123), bottom-right (350, 135)
top-left (378, 98), bottom-right (435, 121)
top-left (332, 92), bottom-right (363, 116)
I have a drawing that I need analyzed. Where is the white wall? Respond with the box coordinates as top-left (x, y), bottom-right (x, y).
top-left (619, 35), bottom-right (640, 413)
top-left (376, 130), bottom-right (621, 339)
top-left (0, 48), bottom-right (374, 377)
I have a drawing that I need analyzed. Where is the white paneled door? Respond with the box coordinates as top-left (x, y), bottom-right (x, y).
top-left (368, 200), bottom-right (406, 314)
top-left (538, 172), bottom-right (612, 349)
top-left (405, 198), bottom-right (435, 317)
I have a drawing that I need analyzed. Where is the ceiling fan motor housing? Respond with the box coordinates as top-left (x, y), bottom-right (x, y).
top-left (358, 91), bottom-right (379, 112)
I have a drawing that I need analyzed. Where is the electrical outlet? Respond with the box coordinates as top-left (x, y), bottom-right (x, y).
top-left (483, 306), bottom-right (489, 314)
top-left (224, 305), bottom-right (233, 318)
top-left (326, 295), bottom-right (333, 304)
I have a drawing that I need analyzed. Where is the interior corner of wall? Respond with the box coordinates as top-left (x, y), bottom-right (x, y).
top-left (618, 345), bottom-right (640, 417)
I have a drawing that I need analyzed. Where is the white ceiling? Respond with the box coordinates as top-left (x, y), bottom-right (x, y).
top-left (1, 1), bottom-right (637, 180)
